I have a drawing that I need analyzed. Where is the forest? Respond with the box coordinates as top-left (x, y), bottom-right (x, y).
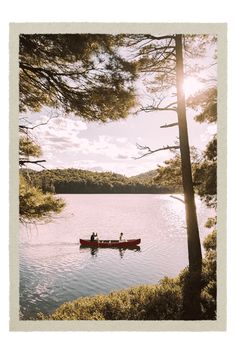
top-left (20, 168), bottom-right (178, 194)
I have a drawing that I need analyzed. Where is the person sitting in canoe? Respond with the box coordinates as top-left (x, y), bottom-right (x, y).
top-left (95, 233), bottom-right (99, 241)
top-left (90, 232), bottom-right (96, 241)
top-left (119, 232), bottom-right (125, 241)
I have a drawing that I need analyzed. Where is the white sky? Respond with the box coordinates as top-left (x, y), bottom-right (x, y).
top-left (22, 104), bottom-right (216, 177)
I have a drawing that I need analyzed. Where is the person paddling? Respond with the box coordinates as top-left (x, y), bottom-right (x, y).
top-left (119, 232), bottom-right (124, 241)
top-left (90, 232), bottom-right (95, 241)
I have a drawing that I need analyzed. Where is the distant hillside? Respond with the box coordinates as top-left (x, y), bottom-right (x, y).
top-left (130, 170), bottom-right (157, 183)
top-left (20, 168), bottom-right (177, 194)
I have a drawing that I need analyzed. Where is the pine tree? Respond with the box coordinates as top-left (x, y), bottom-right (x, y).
top-left (19, 34), bottom-right (137, 121)
top-left (123, 33), bottom-right (216, 319)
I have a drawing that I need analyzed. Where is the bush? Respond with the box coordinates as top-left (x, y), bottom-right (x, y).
top-left (38, 278), bottom-right (183, 321)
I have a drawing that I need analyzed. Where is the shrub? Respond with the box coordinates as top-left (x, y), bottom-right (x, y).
top-left (38, 278), bottom-right (182, 321)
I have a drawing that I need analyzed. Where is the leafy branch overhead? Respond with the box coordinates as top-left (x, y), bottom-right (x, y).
top-left (18, 34), bottom-right (140, 224)
top-left (187, 87), bottom-right (217, 123)
top-left (19, 175), bottom-right (65, 224)
top-left (19, 34), bottom-right (138, 121)
top-left (19, 116), bottom-right (65, 222)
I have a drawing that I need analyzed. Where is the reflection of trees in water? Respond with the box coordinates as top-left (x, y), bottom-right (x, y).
top-left (80, 246), bottom-right (141, 259)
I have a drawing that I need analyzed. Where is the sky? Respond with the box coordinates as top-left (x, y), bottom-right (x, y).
top-left (21, 104), bottom-right (216, 177)
top-left (20, 36), bottom-right (217, 177)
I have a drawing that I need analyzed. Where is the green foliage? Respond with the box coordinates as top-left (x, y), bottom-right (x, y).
top-left (205, 216), bottom-right (217, 229)
top-left (19, 133), bottom-right (65, 223)
top-left (37, 229), bottom-right (216, 320)
top-left (153, 147), bottom-right (200, 191)
top-left (21, 168), bottom-right (174, 194)
top-left (194, 135), bottom-right (217, 207)
top-left (154, 153), bottom-right (182, 188)
top-left (38, 277), bottom-right (182, 321)
top-left (204, 135), bottom-right (217, 161)
top-left (121, 35), bottom-right (215, 101)
top-left (203, 229), bottom-right (216, 251)
top-left (154, 145), bottom-right (216, 207)
top-left (19, 175), bottom-right (65, 223)
top-left (187, 87), bottom-right (217, 123)
top-left (19, 118), bottom-right (67, 222)
top-left (201, 229), bottom-right (217, 319)
top-left (177, 227), bottom-right (216, 320)
top-left (184, 35), bottom-right (217, 58)
top-left (19, 34), bottom-right (137, 121)
top-left (154, 84), bottom-right (217, 208)
top-left (129, 169), bottom-right (159, 183)
top-left (19, 137), bottom-right (41, 158)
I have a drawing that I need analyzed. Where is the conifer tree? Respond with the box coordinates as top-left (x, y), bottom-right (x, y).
top-left (19, 34), bottom-right (137, 120)
top-left (123, 33), bottom-right (216, 319)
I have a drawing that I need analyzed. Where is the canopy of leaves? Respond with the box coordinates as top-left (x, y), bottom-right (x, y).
top-left (121, 34), bottom-right (177, 96)
top-left (19, 34), bottom-right (137, 121)
top-left (187, 87), bottom-right (217, 123)
top-left (154, 147), bottom-right (200, 189)
top-left (19, 133), bottom-right (65, 223)
top-left (194, 135), bottom-right (217, 207)
top-left (154, 84), bottom-right (217, 207)
top-left (19, 136), bottom-right (41, 158)
top-left (119, 34), bottom-right (216, 112)
top-left (154, 143), bottom-right (216, 208)
top-left (19, 175), bottom-right (65, 224)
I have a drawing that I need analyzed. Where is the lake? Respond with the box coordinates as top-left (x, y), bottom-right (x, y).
top-left (19, 194), bottom-right (215, 319)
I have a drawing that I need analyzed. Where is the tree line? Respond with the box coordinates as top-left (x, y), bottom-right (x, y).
top-left (20, 168), bottom-right (179, 194)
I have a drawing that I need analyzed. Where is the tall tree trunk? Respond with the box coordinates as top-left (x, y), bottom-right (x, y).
top-left (175, 34), bottom-right (202, 320)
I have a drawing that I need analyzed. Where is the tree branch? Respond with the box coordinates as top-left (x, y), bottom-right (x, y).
top-left (134, 144), bottom-right (180, 159)
top-left (19, 111), bottom-right (59, 133)
top-left (136, 100), bottom-right (177, 114)
top-left (144, 35), bottom-right (175, 41)
top-left (160, 122), bottom-right (178, 128)
top-left (19, 116), bottom-right (53, 131)
top-left (19, 159), bottom-right (46, 168)
top-left (170, 195), bottom-right (185, 204)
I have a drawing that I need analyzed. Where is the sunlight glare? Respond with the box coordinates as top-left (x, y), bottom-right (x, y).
top-left (183, 76), bottom-right (204, 98)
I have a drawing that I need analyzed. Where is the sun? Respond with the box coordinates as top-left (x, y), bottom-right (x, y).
top-left (183, 76), bottom-right (204, 98)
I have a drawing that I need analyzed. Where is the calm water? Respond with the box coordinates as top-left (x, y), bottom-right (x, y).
top-left (19, 194), bottom-right (215, 319)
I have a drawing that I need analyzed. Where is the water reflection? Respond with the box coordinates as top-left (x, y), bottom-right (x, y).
top-left (20, 194), bottom-right (214, 319)
top-left (90, 247), bottom-right (98, 257)
top-left (80, 245), bottom-right (141, 258)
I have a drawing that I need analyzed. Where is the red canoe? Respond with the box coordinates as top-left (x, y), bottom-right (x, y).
top-left (80, 238), bottom-right (141, 248)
